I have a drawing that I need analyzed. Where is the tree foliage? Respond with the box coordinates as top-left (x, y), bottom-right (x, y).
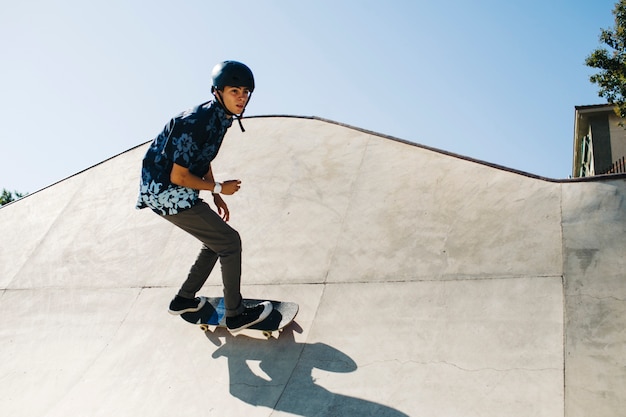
top-left (586, 0), bottom-right (626, 119)
top-left (0, 189), bottom-right (27, 206)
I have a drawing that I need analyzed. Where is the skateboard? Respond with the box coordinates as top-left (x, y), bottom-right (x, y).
top-left (181, 297), bottom-right (299, 339)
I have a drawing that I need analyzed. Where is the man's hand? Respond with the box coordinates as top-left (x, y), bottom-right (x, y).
top-left (213, 194), bottom-right (231, 221)
top-left (220, 180), bottom-right (241, 195)
top-left (213, 180), bottom-right (240, 221)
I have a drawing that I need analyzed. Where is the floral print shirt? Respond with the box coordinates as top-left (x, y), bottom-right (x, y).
top-left (136, 100), bottom-right (233, 215)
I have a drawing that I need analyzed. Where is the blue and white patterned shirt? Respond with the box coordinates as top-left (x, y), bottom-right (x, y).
top-left (136, 100), bottom-right (233, 215)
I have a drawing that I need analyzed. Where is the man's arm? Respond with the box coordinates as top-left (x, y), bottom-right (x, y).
top-left (170, 163), bottom-right (240, 195)
top-left (203, 165), bottom-right (216, 189)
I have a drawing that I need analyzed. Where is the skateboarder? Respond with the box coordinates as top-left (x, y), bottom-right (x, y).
top-left (136, 60), bottom-right (272, 333)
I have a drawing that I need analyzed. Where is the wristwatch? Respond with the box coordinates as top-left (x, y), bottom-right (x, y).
top-left (213, 182), bottom-right (222, 194)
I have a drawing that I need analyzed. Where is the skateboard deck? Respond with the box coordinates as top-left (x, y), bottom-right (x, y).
top-left (181, 297), bottom-right (299, 339)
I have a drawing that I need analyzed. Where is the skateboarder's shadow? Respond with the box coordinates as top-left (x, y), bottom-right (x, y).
top-left (210, 325), bottom-right (409, 417)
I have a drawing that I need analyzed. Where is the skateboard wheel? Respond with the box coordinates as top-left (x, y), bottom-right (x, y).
top-left (262, 331), bottom-right (272, 339)
top-left (199, 324), bottom-right (209, 332)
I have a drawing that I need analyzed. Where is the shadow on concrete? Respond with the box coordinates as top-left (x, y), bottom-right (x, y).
top-left (210, 325), bottom-right (409, 416)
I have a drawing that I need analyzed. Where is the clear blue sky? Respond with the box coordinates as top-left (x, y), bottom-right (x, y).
top-left (0, 0), bottom-right (618, 193)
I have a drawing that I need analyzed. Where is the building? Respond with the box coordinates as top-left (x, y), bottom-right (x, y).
top-left (572, 104), bottom-right (626, 177)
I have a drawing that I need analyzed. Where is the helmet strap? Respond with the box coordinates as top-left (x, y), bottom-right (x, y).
top-left (212, 87), bottom-right (251, 133)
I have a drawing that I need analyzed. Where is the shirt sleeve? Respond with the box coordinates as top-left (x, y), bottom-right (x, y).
top-left (164, 116), bottom-right (199, 168)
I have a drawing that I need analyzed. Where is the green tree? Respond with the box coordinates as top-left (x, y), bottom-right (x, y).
top-left (586, 1), bottom-right (626, 119)
top-left (0, 189), bottom-right (27, 206)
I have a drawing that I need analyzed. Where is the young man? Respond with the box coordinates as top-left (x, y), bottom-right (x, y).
top-left (136, 61), bottom-right (272, 333)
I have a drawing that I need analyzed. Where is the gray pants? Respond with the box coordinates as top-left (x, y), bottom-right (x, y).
top-left (162, 199), bottom-right (244, 317)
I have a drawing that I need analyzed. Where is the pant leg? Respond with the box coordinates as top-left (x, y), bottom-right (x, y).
top-left (161, 199), bottom-right (244, 316)
top-left (180, 244), bottom-right (218, 297)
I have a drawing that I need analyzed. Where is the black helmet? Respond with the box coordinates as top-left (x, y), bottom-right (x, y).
top-left (211, 61), bottom-right (255, 92)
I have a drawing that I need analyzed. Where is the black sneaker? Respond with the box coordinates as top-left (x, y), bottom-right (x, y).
top-left (226, 301), bottom-right (273, 333)
top-left (168, 296), bottom-right (207, 315)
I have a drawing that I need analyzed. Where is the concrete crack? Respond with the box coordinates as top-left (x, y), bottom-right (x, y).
top-left (359, 359), bottom-right (560, 373)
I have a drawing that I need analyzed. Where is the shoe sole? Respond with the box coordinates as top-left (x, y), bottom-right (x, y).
top-left (228, 301), bottom-right (273, 334)
top-left (168, 296), bottom-right (207, 315)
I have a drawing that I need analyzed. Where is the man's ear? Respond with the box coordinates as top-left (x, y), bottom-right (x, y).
top-left (212, 86), bottom-right (222, 101)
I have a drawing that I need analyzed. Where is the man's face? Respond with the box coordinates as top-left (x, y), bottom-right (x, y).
top-left (220, 86), bottom-right (251, 116)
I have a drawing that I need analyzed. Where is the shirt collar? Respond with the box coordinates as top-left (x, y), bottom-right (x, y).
top-left (210, 99), bottom-right (234, 129)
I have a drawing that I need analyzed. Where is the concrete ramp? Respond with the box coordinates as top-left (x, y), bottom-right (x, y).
top-left (1, 116), bottom-right (624, 417)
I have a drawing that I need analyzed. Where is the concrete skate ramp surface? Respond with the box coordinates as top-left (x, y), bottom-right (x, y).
top-left (1, 116), bottom-right (624, 417)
